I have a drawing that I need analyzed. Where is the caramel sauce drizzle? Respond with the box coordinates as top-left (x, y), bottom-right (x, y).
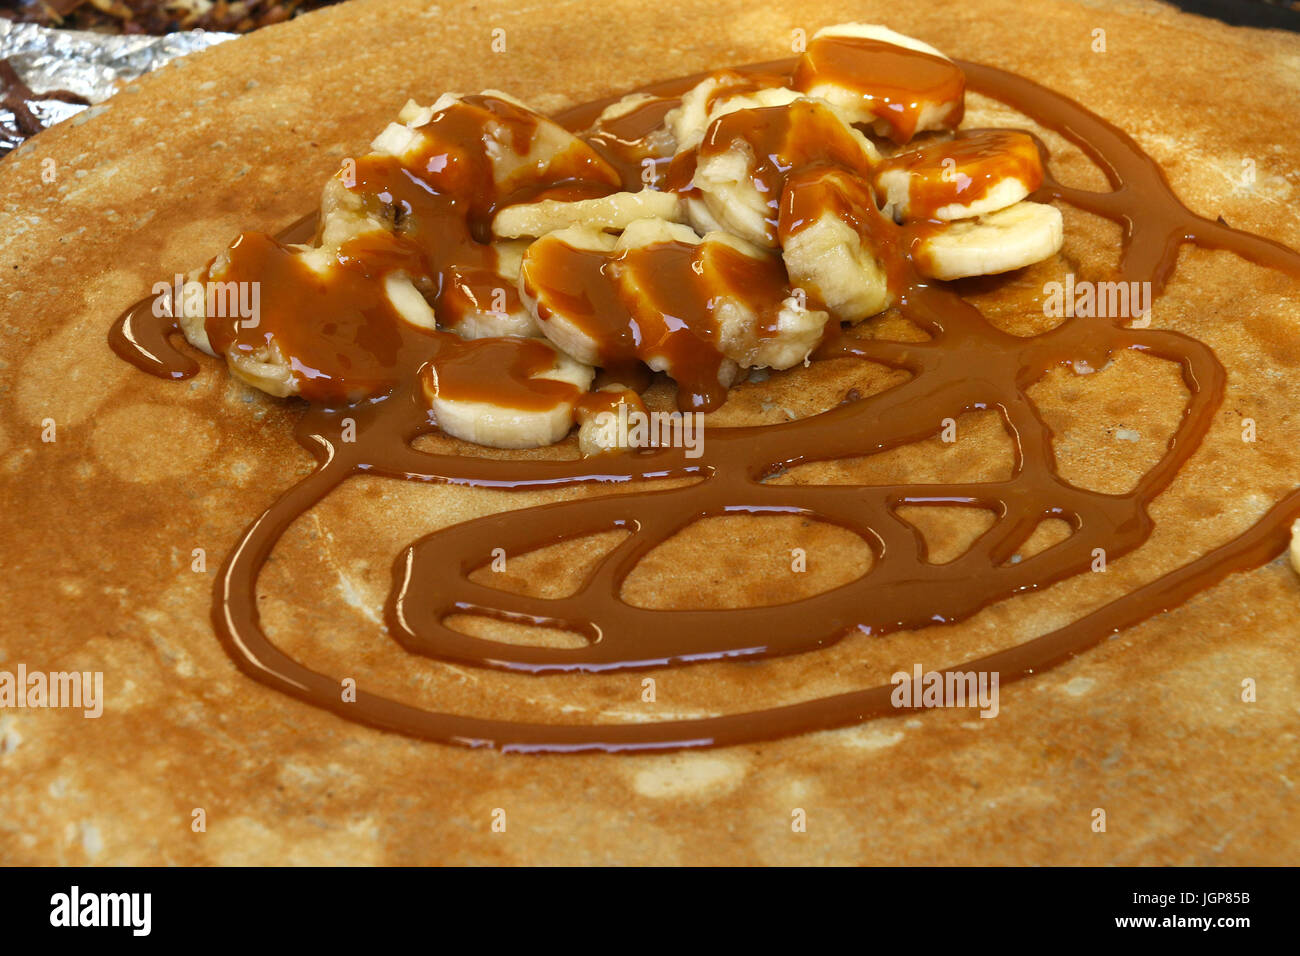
top-left (110, 56), bottom-right (1300, 752)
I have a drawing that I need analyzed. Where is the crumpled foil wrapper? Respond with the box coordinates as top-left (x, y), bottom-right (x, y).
top-left (1, 20), bottom-right (238, 150)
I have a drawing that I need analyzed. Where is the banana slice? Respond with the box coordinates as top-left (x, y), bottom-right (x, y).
top-left (492, 188), bottom-right (684, 239)
top-left (1290, 519), bottom-right (1300, 577)
top-left (421, 336), bottom-right (594, 449)
top-left (681, 194), bottom-right (727, 237)
top-left (690, 144), bottom-right (759, 242)
top-left (666, 71), bottom-right (803, 153)
top-left (318, 176), bottom-right (394, 250)
top-left (875, 130), bottom-right (1044, 222)
top-left (778, 168), bottom-right (893, 323)
top-left (914, 201), bottom-right (1064, 280)
top-left (182, 229), bottom-right (441, 402)
top-left (724, 292), bottom-right (828, 370)
top-left (693, 99), bottom-right (880, 248)
top-left (693, 229), bottom-right (830, 370)
top-left (665, 72), bottom-right (756, 151)
top-left (613, 216), bottom-right (702, 246)
top-left (581, 93), bottom-right (679, 188)
top-left (665, 76), bottom-right (827, 240)
top-left (793, 23), bottom-right (965, 144)
top-left (380, 270), bottom-right (438, 332)
top-left (290, 244), bottom-right (440, 334)
top-left (449, 239), bottom-right (543, 339)
top-left (227, 338), bottom-right (299, 398)
top-left (369, 120), bottom-right (427, 165)
top-left (518, 226), bottom-right (623, 367)
top-left (575, 385), bottom-right (650, 456)
top-left (176, 255), bottom-right (299, 396)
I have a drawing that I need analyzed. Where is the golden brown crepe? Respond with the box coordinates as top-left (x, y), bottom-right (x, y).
top-left (1, 0), bottom-right (1299, 865)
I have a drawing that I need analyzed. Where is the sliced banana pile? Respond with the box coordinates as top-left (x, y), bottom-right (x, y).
top-left (371, 91), bottom-right (627, 341)
top-left (654, 22), bottom-right (1061, 319)
top-left (181, 23), bottom-right (1068, 452)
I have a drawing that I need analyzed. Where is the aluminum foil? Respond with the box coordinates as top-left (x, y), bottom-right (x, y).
top-left (0, 20), bottom-right (238, 149)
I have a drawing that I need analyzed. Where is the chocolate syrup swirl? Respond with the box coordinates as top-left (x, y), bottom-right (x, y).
top-left (112, 57), bottom-right (1300, 752)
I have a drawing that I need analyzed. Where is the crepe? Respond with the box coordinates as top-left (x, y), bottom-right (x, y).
top-left (1, 0), bottom-right (1298, 865)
